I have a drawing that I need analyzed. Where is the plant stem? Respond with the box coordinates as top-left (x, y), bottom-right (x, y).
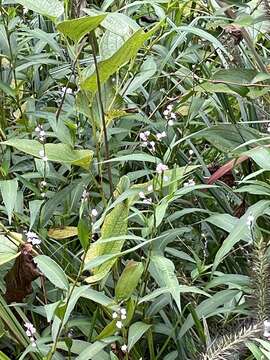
top-left (89, 31), bottom-right (114, 200)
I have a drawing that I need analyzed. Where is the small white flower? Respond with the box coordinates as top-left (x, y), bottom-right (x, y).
top-left (267, 126), bottom-right (270, 133)
top-left (91, 209), bottom-right (98, 217)
top-left (156, 163), bottom-right (168, 174)
top-left (168, 119), bottom-right (174, 126)
top-left (188, 149), bottom-right (194, 156)
top-left (147, 185), bottom-right (153, 192)
top-left (23, 6), bottom-right (29, 14)
top-left (184, 179), bottom-right (195, 187)
top-left (116, 320), bottom-right (123, 329)
top-left (142, 141), bottom-right (148, 147)
top-left (167, 104), bottom-right (173, 111)
top-left (35, 126), bottom-right (41, 133)
top-left (40, 192), bottom-right (46, 198)
top-left (149, 141), bottom-right (155, 151)
top-left (139, 191), bottom-right (145, 199)
top-left (163, 109), bottom-right (170, 117)
top-left (39, 130), bottom-right (46, 137)
top-left (61, 86), bottom-right (73, 95)
top-left (247, 214), bottom-right (254, 227)
top-left (156, 131), bottom-right (166, 141)
top-left (121, 344), bottom-right (128, 352)
top-left (139, 131), bottom-right (150, 142)
top-left (112, 312), bottom-right (118, 319)
top-left (40, 180), bottom-right (47, 187)
top-left (81, 189), bottom-right (89, 202)
top-left (120, 314), bottom-right (127, 320)
top-left (143, 198), bottom-right (152, 205)
top-left (120, 308), bottom-right (126, 315)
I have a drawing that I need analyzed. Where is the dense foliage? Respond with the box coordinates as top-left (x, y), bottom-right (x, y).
top-left (1, 0), bottom-right (270, 359)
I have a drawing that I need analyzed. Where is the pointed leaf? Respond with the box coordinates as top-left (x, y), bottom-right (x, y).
top-left (115, 261), bottom-right (144, 301)
top-left (128, 322), bottom-right (151, 351)
top-left (57, 15), bottom-right (106, 42)
top-left (0, 179), bottom-right (18, 224)
top-left (34, 255), bottom-right (69, 291)
top-left (2, 139), bottom-right (93, 170)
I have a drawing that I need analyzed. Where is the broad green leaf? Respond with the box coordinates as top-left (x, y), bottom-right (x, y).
top-left (115, 261), bottom-right (144, 301)
top-left (125, 56), bottom-right (157, 95)
top-left (178, 289), bottom-right (239, 338)
top-left (128, 322), bottom-right (151, 351)
top-left (0, 235), bottom-right (19, 266)
top-left (81, 24), bottom-right (160, 94)
top-left (244, 147), bottom-right (270, 170)
top-left (0, 80), bottom-right (15, 98)
top-left (85, 201), bottom-right (129, 283)
top-left (14, 0), bottom-right (64, 18)
top-left (34, 255), bottom-right (69, 291)
top-left (193, 124), bottom-right (263, 154)
top-left (48, 227), bottom-right (78, 240)
top-left (78, 218), bottom-right (91, 250)
top-left (149, 255), bottom-right (181, 312)
top-left (213, 200), bottom-right (270, 270)
top-left (2, 139), bottom-right (93, 170)
top-left (0, 179), bottom-right (18, 224)
top-left (57, 15), bottom-right (106, 42)
top-left (139, 285), bottom-right (209, 304)
top-left (77, 337), bottom-right (118, 360)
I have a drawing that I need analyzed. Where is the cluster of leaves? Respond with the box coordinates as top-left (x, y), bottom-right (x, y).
top-left (1, 0), bottom-right (270, 359)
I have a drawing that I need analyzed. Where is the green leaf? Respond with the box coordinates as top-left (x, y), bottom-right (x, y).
top-left (115, 260), bottom-right (144, 301)
top-left (78, 218), bottom-right (91, 251)
top-left (85, 200), bottom-right (129, 283)
top-left (0, 179), bottom-right (18, 224)
top-left (213, 200), bottom-right (270, 270)
top-left (0, 80), bottom-right (15, 98)
top-left (128, 322), bottom-right (151, 351)
top-left (193, 124), bottom-right (263, 154)
top-left (149, 255), bottom-right (181, 312)
top-left (57, 15), bottom-right (106, 42)
top-left (2, 139), bottom-right (93, 170)
top-left (178, 289), bottom-right (239, 338)
top-left (34, 255), bottom-right (69, 291)
top-left (77, 337), bottom-right (118, 360)
top-left (14, 0), bottom-right (64, 18)
top-left (0, 235), bottom-right (19, 266)
top-left (29, 200), bottom-right (43, 229)
top-left (81, 24), bottom-right (160, 94)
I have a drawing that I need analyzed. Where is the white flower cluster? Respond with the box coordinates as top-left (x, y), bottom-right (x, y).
top-left (81, 189), bottom-right (89, 203)
top-left (163, 104), bottom-right (176, 126)
top-left (24, 322), bottom-right (37, 347)
top-left (184, 179), bottom-right (195, 187)
top-left (25, 231), bottom-right (41, 245)
top-left (112, 308), bottom-right (126, 329)
top-left (35, 124), bottom-right (46, 143)
top-left (61, 86), bottom-right (73, 96)
top-left (139, 131), bottom-right (155, 152)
